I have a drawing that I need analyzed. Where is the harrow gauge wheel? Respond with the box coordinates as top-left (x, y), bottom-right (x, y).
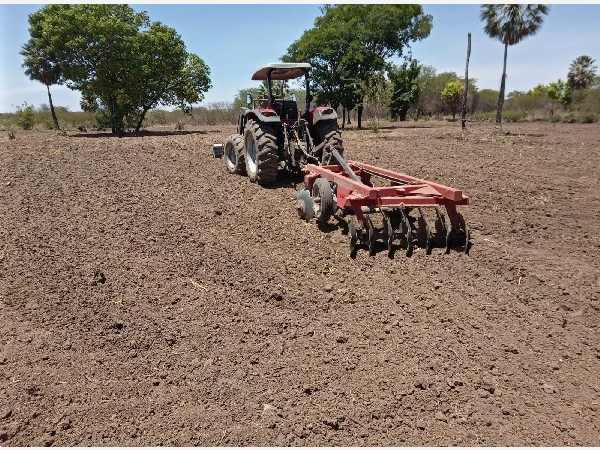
top-left (311, 178), bottom-right (334, 223)
top-left (296, 189), bottom-right (314, 222)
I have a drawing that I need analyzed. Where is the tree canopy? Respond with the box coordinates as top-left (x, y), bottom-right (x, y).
top-left (22, 4), bottom-right (212, 133)
top-left (567, 55), bottom-right (598, 90)
top-left (20, 39), bottom-right (62, 129)
top-left (388, 59), bottom-right (421, 121)
top-left (283, 4), bottom-right (432, 128)
top-left (441, 80), bottom-right (463, 119)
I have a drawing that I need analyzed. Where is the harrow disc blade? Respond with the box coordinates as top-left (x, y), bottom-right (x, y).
top-left (296, 189), bottom-right (314, 222)
top-left (348, 217), bottom-right (358, 256)
top-left (458, 213), bottom-right (470, 255)
top-left (417, 208), bottom-right (433, 255)
top-left (400, 208), bottom-right (413, 257)
top-left (464, 221), bottom-right (470, 255)
top-left (383, 215), bottom-right (394, 258)
top-left (365, 217), bottom-right (376, 257)
top-left (435, 207), bottom-right (451, 254)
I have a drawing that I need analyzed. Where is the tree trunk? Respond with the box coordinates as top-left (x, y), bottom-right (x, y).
top-left (108, 95), bottom-right (117, 134)
top-left (357, 104), bottom-right (363, 129)
top-left (341, 106), bottom-right (346, 129)
top-left (46, 84), bottom-right (60, 130)
top-left (496, 42), bottom-right (509, 128)
top-left (461, 33), bottom-right (471, 130)
top-left (135, 106), bottom-right (150, 133)
top-left (347, 108), bottom-right (351, 124)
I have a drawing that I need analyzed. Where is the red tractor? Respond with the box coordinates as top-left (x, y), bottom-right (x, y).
top-left (224, 63), bottom-right (344, 185)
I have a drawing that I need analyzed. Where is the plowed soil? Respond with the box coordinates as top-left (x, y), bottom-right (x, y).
top-left (1, 121), bottom-right (599, 446)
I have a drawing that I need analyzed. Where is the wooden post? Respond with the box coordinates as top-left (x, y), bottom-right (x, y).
top-left (461, 32), bottom-right (471, 130)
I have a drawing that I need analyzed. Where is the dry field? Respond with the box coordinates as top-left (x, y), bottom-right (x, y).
top-left (1, 120), bottom-right (599, 446)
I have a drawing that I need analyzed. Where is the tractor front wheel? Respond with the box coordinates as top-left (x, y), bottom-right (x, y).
top-left (224, 133), bottom-right (246, 175)
top-left (244, 119), bottom-right (278, 185)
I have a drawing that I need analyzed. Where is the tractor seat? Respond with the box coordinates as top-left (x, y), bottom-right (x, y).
top-left (272, 100), bottom-right (298, 120)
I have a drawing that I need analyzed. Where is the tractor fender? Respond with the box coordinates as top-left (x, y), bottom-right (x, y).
top-left (244, 108), bottom-right (281, 124)
top-left (310, 106), bottom-right (338, 126)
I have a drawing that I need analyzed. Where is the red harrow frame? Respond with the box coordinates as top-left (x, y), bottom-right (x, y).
top-left (296, 150), bottom-right (470, 257)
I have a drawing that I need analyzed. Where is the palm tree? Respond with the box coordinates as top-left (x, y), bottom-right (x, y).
top-left (567, 55), bottom-right (598, 90)
top-left (481, 4), bottom-right (549, 128)
top-left (20, 40), bottom-right (62, 130)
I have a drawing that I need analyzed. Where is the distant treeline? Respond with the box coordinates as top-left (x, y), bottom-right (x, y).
top-left (2, 69), bottom-right (599, 133)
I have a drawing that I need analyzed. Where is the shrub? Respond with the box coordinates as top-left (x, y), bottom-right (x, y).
top-left (502, 110), bottom-right (527, 123)
top-left (471, 112), bottom-right (495, 122)
top-left (580, 112), bottom-right (598, 123)
top-left (0, 119), bottom-right (12, 131)
top-left (366, 118), bottom-right (379, 133)
top-left (15, 102), bottom-right (35, 130)
top-left (146, 110), bottom-right (167, 126)
top-left (95, 112), bottom-right (111, 131)
top-left (550, 113), bottom-right (563, 123)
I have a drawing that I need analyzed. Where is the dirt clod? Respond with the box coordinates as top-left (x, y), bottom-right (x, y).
top-left (435, 411), bottom-right (448, 422)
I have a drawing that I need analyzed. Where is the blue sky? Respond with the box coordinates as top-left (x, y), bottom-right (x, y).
top-left (1, 3), bottom-right (599, 113)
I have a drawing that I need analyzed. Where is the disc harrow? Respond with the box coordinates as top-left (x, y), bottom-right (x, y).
top-left (296, 150), bottom-right (470, 257)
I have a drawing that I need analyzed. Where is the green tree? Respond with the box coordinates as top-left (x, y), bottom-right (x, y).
top-left (284, 15), bottom-right (359, 113)
top-left (414, 65), bottom-right (437, 116)
top-left (416, 69), bottom-right (462, 116)
top-left (547, 79), bottom-right (572, 109)
top-left (24, 5), bottom-right (211, 134)
top-left (20, 41), bottom-right (61, 130)
top-left (507, 90), bottom-right (527, 99)
top-left (388, 59), bottom-right (421, 121)
top-left (284, 4), bottom-right (432, 128)
top-left (525, 85), bottom-right (547, 97)
top-left (473, 88), bottom-right (500, 113)
top-left (26, 5), bottom-right (149, 133)
top-left (441, 80), bottom-right (463, 119)
top-left (234, 87), bottom-right (264, 107)
top-left (567, 55), bottom-right (598, 90)
top-left (130, 29), bottom-right (212, 133)
top-left (481, 4), bottom-right (549, 128)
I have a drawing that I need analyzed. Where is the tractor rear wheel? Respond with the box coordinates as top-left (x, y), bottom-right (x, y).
top-left (224, 133), bottom-right (246, 175)
top-left (315, 119), bottom-right (344, 165)
top-left (244, 119), bottom-right (278, 185)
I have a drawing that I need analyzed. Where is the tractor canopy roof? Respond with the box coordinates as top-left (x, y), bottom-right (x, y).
top-left (251, 63), bottom-right (312, 81)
